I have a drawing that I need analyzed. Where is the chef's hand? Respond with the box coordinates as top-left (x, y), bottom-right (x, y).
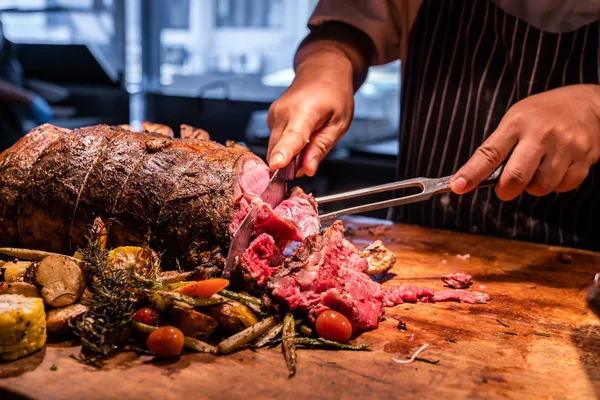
top-left (267, 22), bottom-right (372, 177)
top-left (451, 84), bottom-right (600, 200)
top-left (267, 66), bottom-right (354, 177)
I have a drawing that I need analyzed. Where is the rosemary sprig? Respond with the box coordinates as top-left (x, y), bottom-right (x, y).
top-left (70, 241), bottom-right (158, 366)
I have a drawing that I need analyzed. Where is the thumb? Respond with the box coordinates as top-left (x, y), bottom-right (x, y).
top-left (451, 129), bottom-right (517, 194)
top-left (269, 113), bottom-right (320, 169)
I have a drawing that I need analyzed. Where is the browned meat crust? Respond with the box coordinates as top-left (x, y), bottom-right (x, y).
top-left (0, 124), bottom-right (265, 264)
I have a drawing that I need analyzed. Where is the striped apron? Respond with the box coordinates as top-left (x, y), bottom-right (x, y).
top-left (392, 0), bottom-right (600, 251)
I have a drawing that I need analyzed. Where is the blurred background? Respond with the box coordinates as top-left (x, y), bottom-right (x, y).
top-left (0, 0), bottom-right (401, 218)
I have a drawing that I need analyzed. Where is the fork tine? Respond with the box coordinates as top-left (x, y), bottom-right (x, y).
top-left (318, 192), bottom-right (433, 222)
top-left (315, 177), bottom-right (426, 204)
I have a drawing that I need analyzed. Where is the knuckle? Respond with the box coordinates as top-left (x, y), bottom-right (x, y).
top-left (282, 128), bottom-right (303, 137)
top-left (504, 167), bottom-right (528, 187)
top-left (475, 144), bottom-right (503, 166)
top-left (504, 107), bottom-right (527, 130)
top-left (526, 179), bottom-right (554, 196)
top-left (313, 139), bottom-right (330, 157)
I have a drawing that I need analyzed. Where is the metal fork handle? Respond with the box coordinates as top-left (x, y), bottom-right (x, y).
top-left (317, 165), bottom-right (504, 222)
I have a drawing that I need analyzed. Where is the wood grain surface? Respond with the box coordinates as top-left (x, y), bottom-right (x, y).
top-left (1, 217), bottom-right (599, 400)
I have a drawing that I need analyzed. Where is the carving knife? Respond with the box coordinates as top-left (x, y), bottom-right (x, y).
top-left (223, 160), bottom-right (296, 278)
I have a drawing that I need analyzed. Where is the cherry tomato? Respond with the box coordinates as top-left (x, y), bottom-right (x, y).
top-left (133, 307), bottom-right (161, 326)
top-left (315, 310), bottom-right (353, 342)
top-left (146, 326), bottom-right (185, 358)
top-left (174, 278), bottom-right (229, 298)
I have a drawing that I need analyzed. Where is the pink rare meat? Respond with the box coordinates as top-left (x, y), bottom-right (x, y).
top-left (433, 290), bottom-right (490, 304)
top-left (268, 221), bottom-right (385, 332)
top-left (252, 187), bottom-right (319, 244)
top-left (238, 233), bottom-right (284, 289)
top-left (441, 273), bottom-right (473, 289)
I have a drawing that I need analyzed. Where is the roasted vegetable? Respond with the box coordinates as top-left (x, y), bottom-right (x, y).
top-left (156, 271), bottom-right (193, 284)
top-left (46, 304), bottom-right (88, 336)
top-left (90, 217), bottom-right (108, 250)
top-left (0, 247), bottom-right (62, 262)
top-left (106, 246), bottom-right (161, 279)
top-left (169, 307), bottom-right (219, 340)
top-left (27, 255), bottom-right (86, 308)
top-left (146, 325), bottom-right (184, 358)
top-left (0, 295), bottom-right (47, 361)
top-left (203, 303), bottom-right (246, 334)
top-left (315, 310), bottom-right (352, 342)
top-left (1, 260), bottom-right (32, 282)
top-left (218, 316), bottom-right (277, 354)
top-left (146, 290), bottom-right (226, 311)
top-left (131, 321), bottom-right (218, 354)
top-left (282, 312), bottom-right (297, 377)
top-left (172, 279), bottom-right (229, 298)
top-left (293, 337), bottom-right (370, 350)
top-left (0, 282), bottom-right (40, 298)
top-left (133, 308), bottom-right (162, 326)
top-left (218, 289), bottom-right (264, 316)
top-left (254, 321), bottom-right (284, 348)
top-left (359, 240), bottom-right (397, 276)
top-left (233, 304), bottom-right (259, 328)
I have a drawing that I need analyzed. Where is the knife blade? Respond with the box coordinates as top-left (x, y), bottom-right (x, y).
top-left (223, 160), bottom-right (296, 278)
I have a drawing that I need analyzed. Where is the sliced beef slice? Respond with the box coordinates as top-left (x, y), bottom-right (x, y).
top-left (268, 221), bottom-right (385, 332)
top-left (272, 187), bottom-right (319, 239)
top-left (253, 187), bottom-right (320, 245)
top-left (441, 273), bottom-right (473, 289)
top-left (238, 233), bottom-right (284, 289)
top-left (432, 290), bottom-right (490, 304)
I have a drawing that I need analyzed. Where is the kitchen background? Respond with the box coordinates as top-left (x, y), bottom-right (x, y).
top-left (0, 0), bottom-right (402, 218)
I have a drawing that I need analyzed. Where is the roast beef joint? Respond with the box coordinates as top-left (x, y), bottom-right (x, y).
top-left (0, 124), bottom-right (490, 336)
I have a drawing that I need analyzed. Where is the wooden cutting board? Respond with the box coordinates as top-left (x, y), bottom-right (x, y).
top-left (1, 217), bottom-right (599, 400)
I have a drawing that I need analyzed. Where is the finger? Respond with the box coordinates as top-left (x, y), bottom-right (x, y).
top-left (268, 113), bottom-right (323, 170)
top-left (301, 125), bottom-right (344, 177)
top-left (554, 162), bottom-right (590, 193)
top-left (451, 124), bottom-right (519, 194)
top-left (267, 123), bottom-right (286, 164)
top-left (494, 141), bottom-right (544, 201)
top-left (525, 154), bottom-right (571, 197)
top-left (266, 106), bottom-right (287, 163)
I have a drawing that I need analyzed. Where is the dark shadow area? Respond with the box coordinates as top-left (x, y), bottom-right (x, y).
top-left (0, 388), bottom-right (34, 400)
top-left (0, 347), bottom-right (46, 379)
top-left (570, 324), bottom-right (600, 399)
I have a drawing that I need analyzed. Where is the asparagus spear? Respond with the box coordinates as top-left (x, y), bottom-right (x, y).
top-left (282, 312), bottom-right (297, 377)
top-left (145, 290), bottom-right (227, 310)
top-left (294, 337), bottom-right (370, 351)
top-left (218, 316), bottom-right (277, 354)
top-left (218, 289), bottom-right (261, 305)
top-left (218, 289), bottom-right (264, 316)
top-left (297, 324), bottom-right (314, 337)
top-left (253, 321), bottom-right (284, 348)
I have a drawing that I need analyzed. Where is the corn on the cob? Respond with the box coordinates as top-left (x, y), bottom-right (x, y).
top-left (0, 295), bottom-right (46, 361)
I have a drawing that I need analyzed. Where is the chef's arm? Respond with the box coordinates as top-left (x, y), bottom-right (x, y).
top-left (0, 80), bottom-right (52, 124)
top-left (0, 79), bottom-right (33, 105)
top-left (267, 22), bottom-right (374, 176)
top-left (294, 22), bottom-right (373, 92)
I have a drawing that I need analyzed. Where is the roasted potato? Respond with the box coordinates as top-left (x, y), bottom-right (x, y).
top-left (46, 303), bottom-right (88, 336)
top-left (169, 307), bottom-right (219, 340)
top-left (0, 281), bottom-right (40, 297)
top-left (27, 255), bottom-right (86, 308)
top-left (203, 303), bottom-right (245, 334)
